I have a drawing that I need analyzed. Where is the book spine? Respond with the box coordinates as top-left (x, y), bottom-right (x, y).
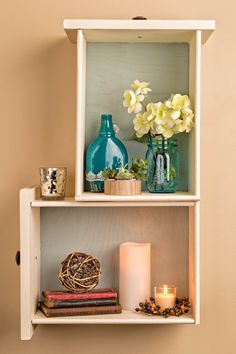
top-left (40, 304), bottom-right (122, 317)
top-left (42, 291), bottom-right (117, 301)
top-left (45, 298), bottom-right (117, 309)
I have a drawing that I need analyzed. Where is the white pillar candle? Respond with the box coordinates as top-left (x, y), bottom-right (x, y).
top-left (154, 284), bottom-right (176, 308)
top-left (119, 242), bottom-right (151, 311)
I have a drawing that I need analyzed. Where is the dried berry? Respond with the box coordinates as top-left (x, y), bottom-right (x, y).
top-left (136, 297), bottom-right (190, 318)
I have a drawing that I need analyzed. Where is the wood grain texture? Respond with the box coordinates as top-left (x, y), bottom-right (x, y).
top-left (194, 31), bottom-right (201, 199)
top-left (75, 30), bottom-right (86, 197)
top-left (188, 31), bottom-right (201, 197)
top-left (63, 19), bottom-right (215, 44)
top-left (84, 42), bottom-right (189, 193)
top-left (33, 309), bottom-right (194, 324)
top-left (104, 180), bottom-right (141, 196)
top-left (188, 202), bottom-right (200, 324)
top-left (64, 19), bottom-right (215, 30)
top-left (40, 206), bottom-right (189, 298)
top-left (76, 191), bottom-right (199, 202)
top-left (31, 198), bottom-right (195, 207)
top-left (20, 188), bottom-right (40, 340)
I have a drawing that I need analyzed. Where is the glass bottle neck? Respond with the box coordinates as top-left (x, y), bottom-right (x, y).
top-left (99, 114), bottom-right (115, 137)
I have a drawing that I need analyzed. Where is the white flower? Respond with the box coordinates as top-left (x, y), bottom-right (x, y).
top-left (149, 102), bottom-right (172, 136)
top-left (131, 80), bottom-right (152, 95)
top-left (143, 103), bottom-right (158, 122)
top-left (154, 102), bottom-right (169, 123)
top-left (123, 81), bottom-right (194, 138)
top-left (170, 109), bottom-right (181, 120)
top-left (158, 126), bottom-right (175, 138)
top-left (123, 89), bottom-right (144, 114)
top-left (173, 107), bottom-right (194, 133)
top-left (165, 94), bottom-right (191, 110)
top-left (133, 113), bottom-right (151, 138)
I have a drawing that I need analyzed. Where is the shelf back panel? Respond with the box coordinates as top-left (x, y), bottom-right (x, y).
top-left (40, 207), bottom-right (189, 298)
top-left (84, 42), bottom-right (189, 192)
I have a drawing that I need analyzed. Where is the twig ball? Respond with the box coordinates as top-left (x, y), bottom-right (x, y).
top-left (58, 252), bottom-right (101, 293)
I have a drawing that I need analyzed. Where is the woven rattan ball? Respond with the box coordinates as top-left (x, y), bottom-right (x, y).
top-left (58, 252), bottom-right (101, 293)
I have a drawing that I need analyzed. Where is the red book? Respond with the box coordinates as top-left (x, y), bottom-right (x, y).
top-left (42, 288), bottom-right (117, 301)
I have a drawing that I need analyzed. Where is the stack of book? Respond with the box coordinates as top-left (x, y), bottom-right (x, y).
top-left (39, 288), bottom-right (122, 317)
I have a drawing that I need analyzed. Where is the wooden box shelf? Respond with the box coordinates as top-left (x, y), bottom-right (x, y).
top-left (65, 19), bottom-right (215, 201)
top-left (20, 187), bottom-right (199, 339)
top-left (19, 19), bottom-right (215, 340)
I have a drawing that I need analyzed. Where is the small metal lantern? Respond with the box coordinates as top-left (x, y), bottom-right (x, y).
top-left (39, 167), bottom-right (67, 200)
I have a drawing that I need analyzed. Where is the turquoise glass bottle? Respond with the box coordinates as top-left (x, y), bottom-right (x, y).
top-left (86, 114), bottom-right (128, 192)
top-left (146, 135), bottom-right (179, 193)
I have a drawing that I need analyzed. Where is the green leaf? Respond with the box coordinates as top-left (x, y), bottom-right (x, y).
top-left (102, 168), bottom-right (117, 179)
top-left (126, 133), bottom-right (149, 144)
top-left (116, 171), bottom-right (134, 180)
top-left (130, 158), bottom-right (148, 181)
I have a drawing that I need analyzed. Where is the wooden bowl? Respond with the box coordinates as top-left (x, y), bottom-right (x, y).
top-left (104, 179), bottom-right (141, 196)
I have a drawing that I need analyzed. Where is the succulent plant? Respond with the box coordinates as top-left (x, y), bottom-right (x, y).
top-left (102, 168), bottom-right (118, 180)
top-left (130, 158), bottom-right (148, 181)
top-left (102, 158), bottom-right (147, 181)
top-left (115, 163), bottom-right (134, 180)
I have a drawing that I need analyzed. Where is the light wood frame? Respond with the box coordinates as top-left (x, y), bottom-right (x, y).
top-left (19, 19), bottom-right (215, 340)
top-left (20, 187), bottom-right (200, 339)
top-left (68, 20), bottom-right (215, 202)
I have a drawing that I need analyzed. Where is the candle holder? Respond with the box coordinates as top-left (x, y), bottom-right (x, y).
top-left (154, 284), bottom-right (176, 309)
top-left (40, 167), bottom-right (67, 200)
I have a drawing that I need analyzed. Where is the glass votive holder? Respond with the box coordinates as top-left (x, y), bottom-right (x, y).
top-left (154, 284), bottom-right (176, 309)
top-left (40, 167), bottom-right (67, 200)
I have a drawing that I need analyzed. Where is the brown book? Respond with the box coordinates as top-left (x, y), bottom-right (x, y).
top-left (40, 302), bottom-right (122, 317)
top-left (42, 288), bottom-right (117, 301)
top-left (43, 297), bottom-right (117, 309)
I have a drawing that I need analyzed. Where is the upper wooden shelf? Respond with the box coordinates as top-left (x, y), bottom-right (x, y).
top-left (76, 192), bottom-right (198, 203)
top-left (63, 19), bottom-right (215, 44)
top-left (30, 193), bottom-right (197, 208)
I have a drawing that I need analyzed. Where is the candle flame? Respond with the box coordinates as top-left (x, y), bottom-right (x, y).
top-left (164, 284), bottom-right (168, 296)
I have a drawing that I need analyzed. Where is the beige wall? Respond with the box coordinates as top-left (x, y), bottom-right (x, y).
top-left (0, 1), bottom-right (235, 353)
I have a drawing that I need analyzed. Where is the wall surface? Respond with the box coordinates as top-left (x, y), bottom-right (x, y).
top-left (0, 1), bottom-right (235, 353)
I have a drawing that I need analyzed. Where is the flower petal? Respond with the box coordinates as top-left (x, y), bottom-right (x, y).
top-left (137, 94), bottom-right (145, 102)
top-left (129, 90), bottom-right (136, 105)
top-left (134, 102), bottom-right (142, 113)
top-left (170, 110), bottom-right (181, 120)
top-left (128, 106), bottom-right (133, 114)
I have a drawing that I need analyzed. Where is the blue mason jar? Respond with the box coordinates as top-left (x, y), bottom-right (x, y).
top-left (146, 135), bottom-right (179, 193)
top-left (86, 114), bottom-right (128, 192)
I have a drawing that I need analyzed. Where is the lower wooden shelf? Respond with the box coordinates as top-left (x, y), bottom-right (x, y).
top-left (32, 310), bottom-right (194, 325)
top-left (20, 187), bottom-right (200, 339)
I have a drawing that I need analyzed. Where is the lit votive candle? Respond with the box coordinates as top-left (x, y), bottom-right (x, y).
top-left (154, 284), bottom-right (176, 309)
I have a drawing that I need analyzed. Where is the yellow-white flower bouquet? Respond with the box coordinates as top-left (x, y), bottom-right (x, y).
top-left (123, 80), bottom-right (195, 193)
top-left (123, 80), bottom-right (194, 139)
